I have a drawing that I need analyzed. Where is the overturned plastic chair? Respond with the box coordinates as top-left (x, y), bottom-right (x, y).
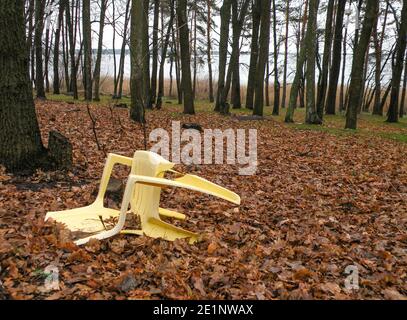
top-left (45, 151), bottom-right (240, 245)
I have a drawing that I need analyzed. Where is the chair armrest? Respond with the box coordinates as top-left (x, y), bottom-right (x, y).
top-left (95, 153), bottom-right (133, 202)
top-left (128, 174), bottom-right (240, 205)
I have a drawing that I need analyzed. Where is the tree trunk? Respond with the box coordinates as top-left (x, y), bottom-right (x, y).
top-left (345, 0), bottom-right (378, 129)
top-left (253, 0), bottom-right (271, 117)
top-left (143, 0), bottom-right (152, 109)
top-left (400, 51), bottom-right (407, 118)
top-left (207, 0), bottom-right (214, 103)
top-left (192, 9), bottom-right (197, 99)
top-left (177, 0), bottom-right (195, 114)
top-left (285, 4), bottom-right (308, 122)
top-left (339, 6), bottom-right (350, 112)
top-left (215, 0), bottom-right (232, 111)
top-left (157, 0), bottom-right (175, 109)
top-left (118, 0), bottom-right (132, 99)
top-left (316, 0), bottom-right (334, 119)
top-left (34, 0), bottom-right (46, 99)
top-left (386, 0), bottom-right (407, 123)
top-left (44, 8), bottom-right (51, 94)
top-left (93, 0), bottom-right (108, 101)
top-left (130, 0), bottom-right (146, 123)
top-left (151, 0), bottom-right (160, 106)
top-left (245, 0), bottom-right (261, 110)
top-left (66, 0), bottom-right (78, 99)
top-left (231, 0), bottom-right (244, 109)
top-left (53, 0), bottom-right (65, 95)
top-left (372, 3), bottom-right (388, 115)
top-left (281, 0), bottom-right (290, 109)
top-left (219, 0), bottom-right (250, 114)
top-left (0, 0), bottom-right (46, 171)
top-left (304, 0), bottom-right (321, 124)
top-left (272, 0), bottom-right (280, 116)
top-left (173, 21), bottom-right (183, 104)
top-left (83, 0), bottom-right (92, 101)
top-left (325, 0), bottom-right (346, 115)
top-left (28, 0), bottom-right (35, 85)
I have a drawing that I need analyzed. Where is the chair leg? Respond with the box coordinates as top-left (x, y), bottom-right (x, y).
top-left (158, 208), bottom-right (186, 220)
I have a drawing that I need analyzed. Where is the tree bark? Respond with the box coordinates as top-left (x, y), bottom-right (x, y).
top-left (253, 0), bottom-right (271, 117)
top-left (219, 0), bottom-right (250, 114)
top-left (304, 0), bottom-right (321, 124)
top-left (372, 3), bottom-right (388, 115)
top-left (157, 0), bottom-right (175, 109)
top-left (34, 0), bottom-right (46, 99)
top-left (272, 0), bottom-right (280, 116)
top-left (281, 0), bottom-right (290, 109)
top-left (386, 0), bottom-right (407, 123)
top-left (130, 0), bottom-right (146, 123)
top-left (93, 0), bottom-right (108, 101)
top-left (400, 51), bottom-right (407, 118)
top-left (151, 0), bottom-right (160, 106)
top-left (177, 0), bottom-right (195, 114)
top-left (325, 0), bottom-right (346, 115)
top-left (83, 0), bottom-right (92, 101)
top-left (345, 0), bottom-right (379, 129)
top-left (143, 0), bottom-right (152, 109)
top-left (53, 0), bottom-right (65, 95)
top-left (0, 0), bottom-right (46, 171)
top-left (215, 0), bottom-right (232, 111)
top-left (206, 0), bottom-right (214, 103)
top-left (316, 0), bottom-right (334, 119)
top-left (66, 0), bottom-right (78, 99)
top-left (245, 0), bottom-right (261, 110)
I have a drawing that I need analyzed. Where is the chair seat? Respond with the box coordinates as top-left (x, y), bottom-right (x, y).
top-left (45, 205), bottom-right (120, 234)
top-left (45, 205), bottom-right (187, 235)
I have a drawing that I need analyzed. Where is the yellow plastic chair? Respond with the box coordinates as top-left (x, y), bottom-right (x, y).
top-left (45, 151), bottom-right (240, 245)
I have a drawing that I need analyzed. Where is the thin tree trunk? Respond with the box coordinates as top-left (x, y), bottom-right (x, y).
top-left (151, 0), bottom-right (160, 106)
top-left (66, 0), bottom-right (78, 99)
top-left (219, 0), bottom-right (250, 114)
top-left (143, 0), bottom-right (152, 109)
top-left (373, 3), bottom-right (388, 115)
top-left (316, 0), bottom-right (334, 119)
top-left (245, 0), bottom-right (261, 110)
top-left (83, 0), bottom-right (92, 101)
top-left (386, 0), bottom-right (407, 123)
top-left (177, 0), bottom-right (195, 114)
top-left (35, 0), bottom-right (46, 99)
top-left (305, 0), bottom-right (321, 124)
top-left (192, 9), bottom-right (197, 99)
top-left (281, 0), bottom-right (290, 109)
top-left (325, 0), bottom-right (346, 115)
top-left (253, 0), bottom-right (271, 116)
top-left (207, 0), bottom-right (214, 103)
top-left (215, 0), bottom-right (232, 111)
top-left (93, 0), bottom-right (108, 101)
top-left (44, 8), bottom-right (51, 93)
top-left (272, 0), bottom-right (280, 115)
top-left (400, 51), bottom-right (407, 118)
top-left (130, 0), bottom-right (146, 123)
top-left (53, 0), bottom-right (65, 95)
top-left (339, 3), bottom-right (350, 112)
top-left (157, 0), bottom-right (175, 109)
top-left (118, 0), bottom-right (131, 99)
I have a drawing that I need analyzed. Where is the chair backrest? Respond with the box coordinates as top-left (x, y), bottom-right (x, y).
top-left (129, 151), bottom-right (175, 224)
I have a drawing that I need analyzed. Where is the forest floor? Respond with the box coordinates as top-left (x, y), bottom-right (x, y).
top-left (0, 96), bottom-right (406, 300)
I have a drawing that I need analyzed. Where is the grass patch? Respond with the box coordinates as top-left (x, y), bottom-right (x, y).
top-left (43, 94), bottom-right (407, 144)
